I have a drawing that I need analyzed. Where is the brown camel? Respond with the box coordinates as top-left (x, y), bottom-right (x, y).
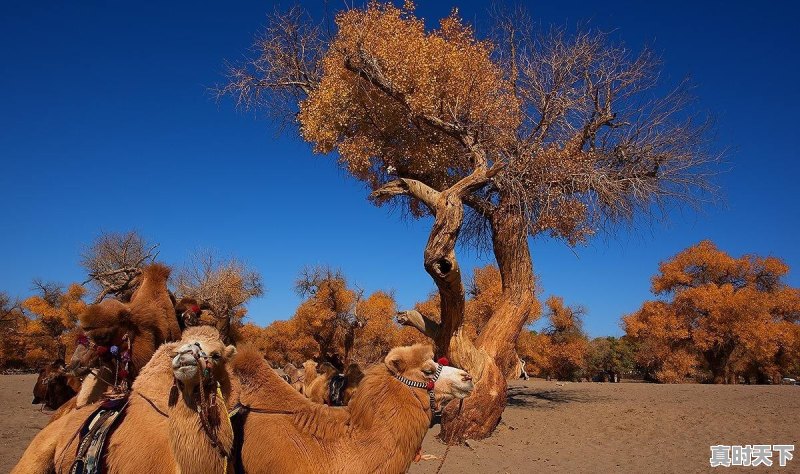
top-left (231, 343), bottom-right (475, 473)
top-left (173, 296), bottom-right (205, 329)
top-left (12, 326), bottom-right (238, 474)
top-left (303, 361), bottom-right (338, 404)
top-left (282, 362), bottom-right (305, 392)
top-left (71, 263), bottom-right (181, 410)
top-left (32, 359), bottom-right (81, 410)
top-left (303, 361), bottom-right (364, 406)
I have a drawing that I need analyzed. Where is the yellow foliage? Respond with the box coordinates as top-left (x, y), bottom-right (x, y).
top-left (298, 2), bottom-right (519, 203)
top-left (625, 241), bottom-right (800, 383)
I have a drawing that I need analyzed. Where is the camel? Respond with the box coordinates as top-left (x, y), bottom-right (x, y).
top-left (282, 362), bottom-right (305, 392)
top-left (12, 326), bottom-right (238, 474)
top-left (301, 359), bottom-right (318, 394)
top-left (303, 361), bottom-right (364, 406)
top-left (167, 329), bottom-right (238, 474)
top-left (173, 297), bottom-right (205, 330)
top-left (70, 263), bottom-right (182, 410)
top-left (231, 343), bottom-right (475, 473)
top-left (303, 361), bottom-right (338, 404)
top-left (32, 359), bottom-right (81, 410)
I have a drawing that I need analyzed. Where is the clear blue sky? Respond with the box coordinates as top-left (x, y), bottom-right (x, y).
top-left (1, 1), bottom-right (798, 337)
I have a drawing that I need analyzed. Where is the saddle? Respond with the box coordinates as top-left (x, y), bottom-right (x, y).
top-left (70, 397), bottom-right (129, 474)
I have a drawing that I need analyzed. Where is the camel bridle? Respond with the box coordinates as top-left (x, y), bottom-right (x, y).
top-left (394, 363), bottom-right (443, 422)
top-left (76, 332), bottom-right (134, 394)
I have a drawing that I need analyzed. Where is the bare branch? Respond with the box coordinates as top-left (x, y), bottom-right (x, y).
top-left (80, 231), bottom-right (158, 303)
top-left (176, 250), bottom-right (264, 343)
top-left (217, 5), bottom-right (325, 128)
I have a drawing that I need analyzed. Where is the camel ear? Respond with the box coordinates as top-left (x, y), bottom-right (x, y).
top-left (385, 352), bottom-right (406, 375)
top-left (224, 345), bottom-right (237, 359)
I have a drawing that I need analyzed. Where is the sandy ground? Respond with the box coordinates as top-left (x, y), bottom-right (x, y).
top-left (2, 375), bottom-right (798, 473)
top-left (1, 374), bottom-right (49, 473)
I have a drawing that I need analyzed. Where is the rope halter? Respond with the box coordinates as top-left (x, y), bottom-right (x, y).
top-left (170, 341), bottom-right (231, 466)
top-left (394, 362), bottom-right (444, 423)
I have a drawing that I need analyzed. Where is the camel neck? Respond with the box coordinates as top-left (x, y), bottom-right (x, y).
top-left (167, 382), bottom-right (233, 474)
top-left (348, 368), bottom-right (432, 472)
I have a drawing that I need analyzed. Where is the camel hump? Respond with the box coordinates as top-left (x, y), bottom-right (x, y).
top-left (141, 263), bottom-right (171, 283)
top-left (81, 298), bottom-right (129, 328)
top-left (230, 345), bottom-right (267, 385)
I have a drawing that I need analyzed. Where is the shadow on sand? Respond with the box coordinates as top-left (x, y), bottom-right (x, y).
top-left (507, 385), bottom-right (596, 409)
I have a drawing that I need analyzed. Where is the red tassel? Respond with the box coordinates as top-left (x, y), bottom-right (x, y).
top-left (437, 357), bottom-right (449, 366)
top-left (96, 346), bottom-right (109, 355)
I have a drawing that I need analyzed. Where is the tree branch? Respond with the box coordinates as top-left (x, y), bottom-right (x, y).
top-left (396, 310), bottom-right (441, 340)
top-left (370, 178), bottom-right (441, 212)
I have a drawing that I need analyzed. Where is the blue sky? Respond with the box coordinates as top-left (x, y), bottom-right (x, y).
top-left (1, 1), bottom-right (798, 337)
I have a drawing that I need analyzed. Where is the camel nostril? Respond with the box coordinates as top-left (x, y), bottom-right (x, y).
top-left (463, 374), bottom-right (472, 381)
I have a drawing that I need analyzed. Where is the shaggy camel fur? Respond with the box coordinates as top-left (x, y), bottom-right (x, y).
top-left (72, 263), bottom-right (181, 409)
top-left (231, 343), bottom-right (474, 473)
top-left (12, 326), bottom-right (238, 474)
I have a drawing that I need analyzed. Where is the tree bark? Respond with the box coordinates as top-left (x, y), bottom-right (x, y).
top-left (704, 342), bottom-right (735, 384)
top-left (375, 168), bottom-right (533, 443)
top-left (439, 198), bottom-right (537, 442)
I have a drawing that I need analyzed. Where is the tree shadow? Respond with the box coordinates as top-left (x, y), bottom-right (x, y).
top-left (507, 386), bottom-right (596, 409)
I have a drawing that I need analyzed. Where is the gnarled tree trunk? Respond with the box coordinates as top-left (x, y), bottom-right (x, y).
top-left (440, 200), bottom-right (536, 442)
top-left (380, 174), bottom-right (536, 442)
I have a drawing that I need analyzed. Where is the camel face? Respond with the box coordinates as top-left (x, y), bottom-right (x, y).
top-left (171, 334), bottom-right (236, 388)
top-left (436, 365), bottom-right (475, 402)
top-left (385, 344), bottom-right (475, 407)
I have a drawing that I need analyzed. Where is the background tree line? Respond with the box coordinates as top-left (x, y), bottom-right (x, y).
top-left (0, 230), bottom-right (263, 370)
top-left (3, 234), bottom-right (798, 386)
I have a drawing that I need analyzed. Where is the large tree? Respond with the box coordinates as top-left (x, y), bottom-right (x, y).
top-left (624, 240), bottom-right (800, 384)
top-left (542, 296), bottom-right (589, 381)
top-left (223, 2), bottom-right (715, 440)
top-left (21, 281), bottom-right (86, 364)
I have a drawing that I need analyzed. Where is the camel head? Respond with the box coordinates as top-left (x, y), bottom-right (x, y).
top-left (385, 344), bottom-right (474, 411)
top-left (70, 298), bottom-right (135, 383)
top-left (316, 361), bottom-right (339, 378)
top-left (171, 326), bottom-right (236, 394)
top-left (72, 263), bottom-right (177, 383)
top-left (32, 359), bottom-right (79, 409)
top-left (283, 363), bottom-right (300, 383)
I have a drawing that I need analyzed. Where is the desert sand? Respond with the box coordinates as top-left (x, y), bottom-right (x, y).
top-left (2, 375), bottom-right (798, 473)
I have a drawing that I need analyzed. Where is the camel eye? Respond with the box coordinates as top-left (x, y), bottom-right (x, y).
top-left (211, 353), bottom-right (221, 360)
top-left (422, 368), bottom-right (434, 375)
